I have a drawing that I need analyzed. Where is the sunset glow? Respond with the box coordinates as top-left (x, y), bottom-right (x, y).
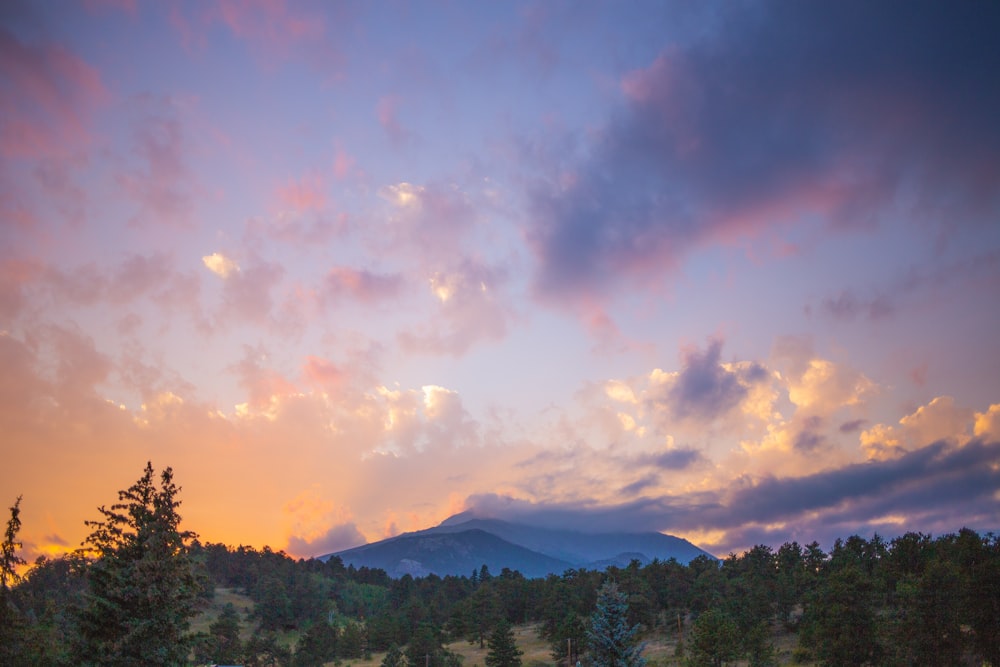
top-left (2, 1), bottom-right (998, 563)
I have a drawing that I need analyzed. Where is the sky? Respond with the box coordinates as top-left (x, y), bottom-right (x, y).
top-left (2, 0), bottom-right (999, 563)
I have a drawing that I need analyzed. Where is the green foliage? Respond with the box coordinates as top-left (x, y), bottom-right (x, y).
top-left (546, 611), bottom-right (586, 664)
top-left (455, 581), bottom-right (503, 648)
top-left (0, 495), bottom-right (30, 665)
top-left (194, 601), bottom-right (243, 665)
top-left (72, 462), bottom-right (205, 666)
top-left (406, 621), bottom-right (461, 667)
top-left (381, 643), bottom-right (406, 667)
top-left (586, 580), bottom-right (647, 667)
top-left (2, 495), bottom-right (25, 590)
top-left (244, 629), bottom-right (292, 666)
top-left (293, 619), bottom-right (339, 667)
top-left (684, 608), bottom-right (739, 667)
top-left (800, 564), bottom-right (883, 666)
top-left (485, 618), bottom-right (523, 667)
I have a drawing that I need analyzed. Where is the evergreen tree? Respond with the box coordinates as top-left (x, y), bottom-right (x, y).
top-left (1, 495), bottom-right (30, 665)
top-left (244, 630), bottom-right (291, 667)
top-left (548, 611), bottom-right (586, 665)
top-left (800, 563), bottom-right (883, 666)
top-left (381, 644), bottom-right (406, 667)
top-left (406, 622), bottom-right (445, 667)
top-left (195, 602), bottom-right (243, 665)
top-left (73, 462), bottom-right (205, 665)
top-left (485, 618), bottom-right (523, 667)
top-left (684, 608), bottom-right (739, 667)
top-left (1, 495), bottom-right (25, 590)
top-left (293, 620), bottom-right (339, 667)
top-left (586, 581), bottom-right (646, 667)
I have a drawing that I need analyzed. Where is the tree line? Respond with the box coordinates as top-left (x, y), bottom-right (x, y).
top-left (2, 462), bottom-right (999, 666)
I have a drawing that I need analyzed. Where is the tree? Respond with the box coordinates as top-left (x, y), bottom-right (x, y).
top-left (486, 619), bottom-right (523, 667)
top-left (1, 495), bottom-right (25, 590)
top-left (195, 602), bottom-right (243, 665)
top-left (800, 564), bottom-right (883, 666)
top-left (293, 620), bottom-right (338, 667)
top-left (244, 630), bottom-right (291, 667)
top-left (1, 495), bottom-right (31, 665)
top-left (548, 611), bottom-right (586, 665)
top-left (586, 581), bottom-right (646, 667)
top-left (381, 644), bottom-right (406, 667)
top-left (73, 462), bottom-right (205, 665)
top-left (684, 608), bottom-right (740, 667)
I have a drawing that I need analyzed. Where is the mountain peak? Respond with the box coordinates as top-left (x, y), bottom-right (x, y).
top-left (328, 516), bottom-right (715, 578)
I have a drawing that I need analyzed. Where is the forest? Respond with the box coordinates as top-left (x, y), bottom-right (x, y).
top-left (2, 464), bottom-right (999, 667)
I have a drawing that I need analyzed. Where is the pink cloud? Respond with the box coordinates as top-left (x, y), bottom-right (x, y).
top-left (324, 267), bottom-right (404, 305)
top-left (374, 181), bottom-right (478, 264)
top-left (302, 355), bottom-right (343, 390)
top-left (276, 173), bottom-right (327, 212)
top-left (244, 212), bottom-right (348, 246)
top-left (116, 95), bottom-right (201, 227)
top-left (376, 95), bottom-right (409, 146)
top-left (0, 27), bottom-right (108, 161)
top-left (219, 259), bottom-right (286, 325)
top-left (217, 0), bottom-right (323, 45)
top-left (0, 258), bottom-right (43, 320)
top-left (230, 344), bottom-right (298, 410)
top-left (332, 145), bottom-right (355, 179)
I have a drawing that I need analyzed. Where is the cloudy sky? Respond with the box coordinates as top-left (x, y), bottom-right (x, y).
top-left (3, 0), bottom-right (999, 562)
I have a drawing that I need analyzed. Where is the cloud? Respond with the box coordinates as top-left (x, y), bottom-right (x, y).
top-left (398, 260), bottom-right (513, 356)
top-left (460, 435), bottom-right (1000, 553)
top-left (667, 339), bottom-right (767, 422)
top-left (202, 252), bottom-right (240, 279)
top-left (975, 404), bottom-right (1000, 441)
top-left (377, 95), bottom-right (409, 146)
top-left (276, 172), bottom-right (328, 212)
top-left (631, 339), bottom-right (771, 437)
top-left (821, 290), bottom-right (894, 322)
top-left (324, 267), bottom-right (404, 305)
top-left (218, 258), bottom-right (286, 325)
top-left (0, 25), bottom-right (108, 160)
top-left (116, 94), bottom-right (202, 227)
top-left (287, 522), bottom-right (366, 558)
top-left (374, 181), bottom-right (479, 263)
top-left (861, 396), bottom-right (975, 460)
top-left (526, 2), bottom-right (1000, 303)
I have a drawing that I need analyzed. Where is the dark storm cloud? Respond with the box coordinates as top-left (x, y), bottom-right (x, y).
top-left (528, 1), bottom-right (1000, 300)
top-left (465, 438), bottom-right (1000, 553)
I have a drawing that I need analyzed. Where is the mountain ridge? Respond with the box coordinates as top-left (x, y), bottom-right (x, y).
top-left (324, 515), bottom-right (716, 578)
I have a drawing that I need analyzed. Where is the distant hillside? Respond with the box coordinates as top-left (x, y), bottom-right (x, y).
top-left (323, 515), bottom-right (715, 578)
top-left (330, 528), bottom-right (574, 578)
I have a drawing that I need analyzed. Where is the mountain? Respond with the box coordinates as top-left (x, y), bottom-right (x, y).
top-left (327, 528), bottom-right (573, 579)
top-left (324, 515), bottom-right (715, 578)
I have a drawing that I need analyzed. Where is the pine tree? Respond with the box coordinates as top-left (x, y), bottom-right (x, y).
top-left (586, 581), bottom-right (647, 667)
top-left (195, 602), bottom-right (243, 665)
top-left (1, 495), bottom-right (25, 590)
top-left (381, 644), bottom-right (406, 667)
top-left (73, 462), bottom-right (205, 665)
top-left (1, 495), bottom-right (30, 665)
top-left (485, 619), bottom-right (523, 667)
top-left (685, 608), bottom-right (740, 667)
